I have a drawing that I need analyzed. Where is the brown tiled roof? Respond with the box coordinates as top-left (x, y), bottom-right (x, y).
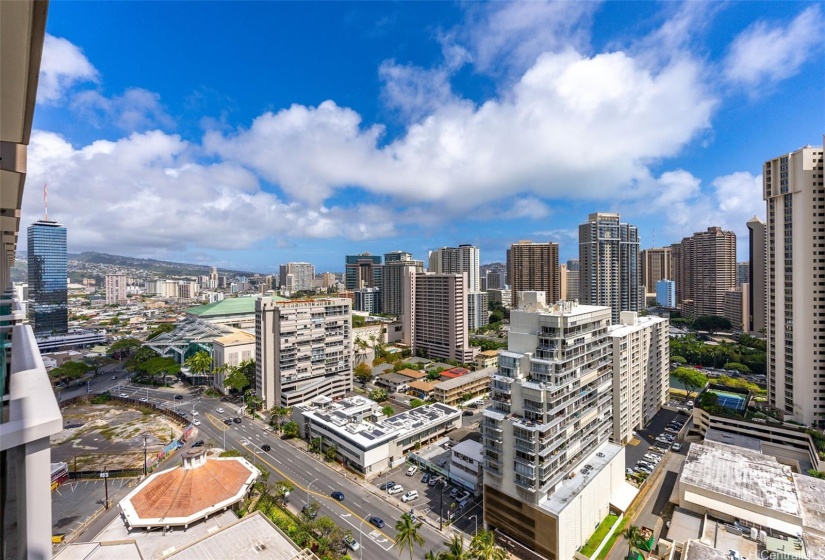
top-left (397, 368), bottom-right (426, 379)
top-left (130, 459), bottom-right (253, 520)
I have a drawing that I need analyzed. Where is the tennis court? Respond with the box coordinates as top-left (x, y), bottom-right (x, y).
top-left (711, 390), bottom-right (747, 411)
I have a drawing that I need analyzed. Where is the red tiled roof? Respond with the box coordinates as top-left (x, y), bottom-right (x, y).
top-left (130, 459), bottom-right (253, 520)
top-left (440, 367), bottom-right (469, 379)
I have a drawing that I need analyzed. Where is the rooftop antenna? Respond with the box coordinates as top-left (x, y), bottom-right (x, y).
top-left (43, 183), bottom-right (49, 221)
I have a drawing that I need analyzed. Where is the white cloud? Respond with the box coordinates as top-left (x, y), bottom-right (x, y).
top-left (206, 50), bottom-right (715, 212)
top-left (23, 130), bottom-right (398, 256)
top-left (38, 34), bottom-right (99, 103)
top-left (70, 88), bottom-right (175, 131)
top-left (723, 5), bottom-right (824, 88)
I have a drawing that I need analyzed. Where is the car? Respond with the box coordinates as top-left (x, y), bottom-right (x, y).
top-left (458, 498), bottom-right (470, 509)
top-left (401, 490), bottom-right (419, 503)
top-left (421, 474), bottom-right (430, 484)
top-left (388, 485), bottom-right (404, 495)
top-left (369, 516), bottom-right (385, 529)
top-left (406, 465), bottom-right (418, 476)
top-left (120, 393), bottom-right (128, 398)
top-left (463, 410), bottom-right (474, 416)
top-left (174, 395), bottom-right (184, 400)
top-left (450, 487), bottom-right (460, 498)
top-left (139, 397), bottom-right (148, 403)
top-left (428, 476), bottom-right (441, 487)
top-left (686, 400), bottom-right (694, 407)
top-left (261, 444), bottom-right (271, 452)
top-left (191, 411), bottom-right (199, 416)
top-left (379, 481), bottom-right (396, 491)
top-left (665, 427), bottom-right (679, 434)
top-left (626, 468), bottom-right (635, 475)
top-left (193, 420), bottom-right (201, 426)
top-left (192, 440), bottom-right (204, 447)
top-left (233, 417), bottom-right (242, 424)
top-left (331, 491), bottom-right (345, 501)
top-left (672, 443), bottom-right (683, 451)
top-left (223, 418), bottom-right (233, 425)
top-left (112, 376), bottom-right (117, 380)
top-left (216, 408), bottom-right (224, 414)
top-left (457, 491), bottom-right (471, 502)
top-left (301, 505), bottom-right (317, 520)
top-left (343, 535), bottom-right (360, 551)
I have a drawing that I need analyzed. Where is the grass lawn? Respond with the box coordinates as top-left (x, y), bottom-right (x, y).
top-left (580, 513), bottom-right (619, 557)
top-left (596, 516), bottom-right (629, 560)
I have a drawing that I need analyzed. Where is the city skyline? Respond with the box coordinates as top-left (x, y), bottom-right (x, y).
top-left (24, 2), bottom-right (824, 271)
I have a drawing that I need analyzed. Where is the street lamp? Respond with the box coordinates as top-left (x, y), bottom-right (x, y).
top-left (439, 479), bottom-right (448, 531)
top-left (469, 514), bottom-right (478, 536)
top-left (142, 434), bottom-right (148, 477)
top-left (307, 478), bottom-right (318, 507)
top-left (358, 513), bottom-right (372, 560)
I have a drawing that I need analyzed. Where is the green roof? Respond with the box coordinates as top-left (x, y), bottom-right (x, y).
top-left (187, 296), bottom-right (287, 317)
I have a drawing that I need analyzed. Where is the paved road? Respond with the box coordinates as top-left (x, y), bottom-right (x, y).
top-left (81, 382), bottom-right (456, 560)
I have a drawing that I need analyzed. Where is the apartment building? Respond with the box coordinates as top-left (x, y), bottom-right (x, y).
top-left (467, 290), bottom-right (489, 331)
top-left (402, 271), bottom-right (478, 363)
top-left (27, 219), bottom-right (68, 336)
top-left (432, 367), bottom-right (494, 406)
top-left (747, 216), bottom-right (767, 334)
top-left (482, 294), bottom-right (626, 560)
top-left (382, 252), bottom-right (423, 317)
top-left (763, 140), bottom-right (825, 427)
top-left (507, 241), bottom-right (560, 309)
top-left (345, 253), bottom-right (382, 291)
top-left (723, 285), bottom-right (749, 332)
top-left (579, 212), bottom-right (642, 323)
top-left (640, 247), bottom-right (672, 297)
top-left (105, 274), bottom-right (128, 305)
top-left (609, 311), bottom-right (669, 445)
top-left (354, 287), bottom-right (381, 314)
top-left (565, 259), bottom-right (580, 301)
top-left (279, 262), bottom-right (314, 293)
top-left (487, 289), bottom-right (511, 308)
top-left (737, 261), bottom-right (749, 287)
top-left (672, 227), bottom-right (736, 319)
top-left (255, 297), bottom-right (352, 409)
top-left (428, 245), bottom-right (480, 292)
top-left (212, 330), bottom-right (256, 393)
top-left (656, 280), bottom-right (676, 308)
top-left (1, 4), bottom-right (63, 557)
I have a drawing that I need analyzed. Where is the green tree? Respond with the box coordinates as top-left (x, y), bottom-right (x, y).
top-left (382, 405), bottom-right (395, 417)
top-left (354, 362), bottom-right (373, 384)
top-left (223, 365), bottom-right (251, 392)
top-left (146, 323), bottom-right (176, 340)
top-left (427, 370), bottom-right (442, 381)
top-left (671, 355), bottom-right (687, 364)
top-left (185, 351), bottom-right (213, 376)
top-left (471, 529), bottom-right (507, 560)
top-left (424, 552), bottom-right (443, 560)
top-left (410, 398), bottom-right (424, 408)
top-left (126, 346), bottom-right (161, 371)
top-left (300, 500), bottom-right (319, 522)
top-left (109, 338), bottom-right (141, 358)
top-left (309, 437), bottom-right (322, 454)
top-left (692, 315), bottom-right (732, 333)
top-left (281, 421), bottom-right (299, 439)
top-left (394, 513), bottom-right (425, 560)
top-left (49, 360), bottom-right (92, 383)
top-left (441, 535), bottom-right (471, 560)
top-left (354, 336), bottom-right (369, 365)
top-left (323, 443), bottom-right (337, 462)
top-left (369, 388), bottom-right (388, 402)
top-left (672, 367), bottom-right (708, 399)
top-left (273, 479), bottom-right (294, 505)
top-left (352, 315), bottom-right (367, 328)
top-left (621, 525), bottom-right (646, 560)
top-left (238, 359), bottom-right (256, 390)
top-left (244, 390), bottom-right (263, 414)
top-left (722, 362), bottom-right (751, 373)
top-left (270, 406), bottom-right (292, 434)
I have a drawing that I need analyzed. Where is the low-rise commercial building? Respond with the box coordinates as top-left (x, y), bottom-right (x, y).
top-left (407, 380), bottom-right (440, 399)
top-left (475, 349), bottom-right (500, 370)
top-left (449, 439), bottom-right (483, 495)
top-left (432, 367), bottom-right (494, 406)
top-left (292, 396), bottom-right (461, 478)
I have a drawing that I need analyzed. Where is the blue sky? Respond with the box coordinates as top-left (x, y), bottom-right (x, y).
top-left (26, 1), bottom-right (824, 273)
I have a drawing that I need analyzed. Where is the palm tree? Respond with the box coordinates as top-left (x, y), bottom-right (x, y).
top-left (471, 530), bottom-right (506, 560)
top-left (270, 406), bottom-right (291, 434)
top-left (185, 351), bottom-right (212, 376)
top-left (621, 524), bottom-right (644, 559)
top-left (394, 513), bottom-right (425, 560)
top-left (424, 551), bottom-right (443, 560)
top-left (354, 337), bottom-right (368, 364)
top-left (441, 535), bottom-right (471, 560)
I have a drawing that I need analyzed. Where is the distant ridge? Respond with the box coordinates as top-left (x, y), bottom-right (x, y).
top-left (17, 250), bottom-right (263, 277)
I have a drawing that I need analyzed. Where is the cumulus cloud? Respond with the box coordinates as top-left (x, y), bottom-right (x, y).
top-left (70, 88), bottom-right (175, 132)
top-left (38, 34), bottom-right (99, 103)
top-left (23, 130), bottom-right (398, 256)
top-left (206, 50), bottom-right (715, 211)
top-left (723, 5), bottom-right (824, 88)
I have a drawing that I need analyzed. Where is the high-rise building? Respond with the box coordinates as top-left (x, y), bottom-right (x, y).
top-left (482, 295), bottom-right (625, 560)
top-left (578, 212), bottom-right (642, 323)
top-left (467, 291), bottom-right (489, 331)
top-left (566, 258), bottom-right (580, 272)
top-left (640, 247), bottom-right (672, 296)
top-left (402, 271), bottom-right (477, 363)
top-left (671, 227), bottom-right (736, 319)
top-left (656, 280), bottom-right (676, 308)
top-left (559, 264), bottom-right (568, 300)
top-left (507, 240), bottom-right (560, 309)
top-left (354, 287), bottom-right (381, 314)
top-left (747, 216), bottom-right (767, 334)
top-left (345, 253), bottom-right (383, 294)
top-left (609, 311), bottom-right (669, 445)
top-left (256, 297), bottom-right (352, 409)
top-left (565, 259), bottom-right (580, 301)
top-left (428, 245), bottom-right (480, 292)
top-left (723, 285), bottom-right (749, 332)
top-left (104, 274), bottom-right (128, 305)
top-left (382, 251), bottom-right (423, 317)
top-left (484, 263), bottom-right (507, 291)
top-left (209, 266), bottom-right (218, 289)
top-left (27, 219), bottom-right (68, 336)
top-left (278, 262), bottom-right (314, 292)
top-left (763, 140), bottom-right (825, 427)
top-left (737, 261), bottom-right (749, 287)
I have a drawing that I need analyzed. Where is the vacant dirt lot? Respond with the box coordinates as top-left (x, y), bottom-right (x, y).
top-left (52, 402), bottom-right (184, 471)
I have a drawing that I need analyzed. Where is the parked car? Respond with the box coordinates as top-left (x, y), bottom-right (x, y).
top-left (343, 535), bottom-right (360, 551)
top-left (191, 410), bottom-right (199, 416)
top-left (672, 443), bottom-right (683, 451)
top-left (379, 481), bottom-right (396, 491)
top-left (458, 498), bottom-right (470, 509)
top-left (175, 395), bottom-right (184, 400)
top-left (369, 516), bottom-right (385, 529)
top-left (331, 491), bottom-right (345, 501)
top-left (192, 440), bottom-right (204, 447)
top-left (139, 397), bottom-right (148, 403)
top-left (457, 491), bottom-right (472, 502)
top-left (388, 485), bottom-right (404, 495)
top-left (120, 393), bottom-right (128, 398)
top-left (421, 474), bottom-right (430, 484)
top-left (626, 468), bottom-right (635, 475)
top-left (216, 408), bottom-right (224, 414)
top-left (193, 420), bottom-right (201, 426)
top-left (428, 476), bottom-right (441, 487)
top-left (401, 490), bottom-right (419, 503)
top-left (450, 487), bottom-right (460, 498)
top-left (406, 465), bottom-right (418, 476)
top-left (463, 411), bottom-right (474, 416)
top-left (261, 444), bottom-right (271, 452)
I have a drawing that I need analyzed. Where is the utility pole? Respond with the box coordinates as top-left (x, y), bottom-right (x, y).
top-left (143, 434), bottom-right (148, 477)
top-left (103, 467), bottom-right (109, 509)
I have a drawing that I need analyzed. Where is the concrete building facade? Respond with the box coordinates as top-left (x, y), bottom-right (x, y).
top-left (467, 290), bottom-right (489, 331)
top-left (656, 279), bottom-right (676, 307)
top-left (747, 216), bottom-right (767, 334)
top-left (278, 262), bottom-right (314, 293)
top-left (105, 274), bottom-right (128, 305)
top-left (672, 227), bottom-right (737, 319)
top-left (255, 297), bottom-right (352, 409)
top-left (507, 241), bottom-right (560, 309)
top-left (428, 245), bottom-right (481, 292)
top-left (723, 284), bottom-right (749, 332)
top-left (382, 252), bottom-right (423, 317)
top-left (763, 140), bottom-right (825, 426)
top-left (641, 247), bottom-right (672, 297)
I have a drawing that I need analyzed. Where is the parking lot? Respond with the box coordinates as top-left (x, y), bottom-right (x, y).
top-left (625, 408), bottom-right (690, 472)
top-left (372, 460), bottom-right (481, 531)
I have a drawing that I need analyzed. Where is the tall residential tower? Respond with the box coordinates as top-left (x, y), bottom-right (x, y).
top-left (507, 241), bottom-right (561, 309)
top-left (27, 219), bottom-right (68, 336)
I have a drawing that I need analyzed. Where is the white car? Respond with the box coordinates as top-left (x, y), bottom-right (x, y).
top-left (193, 420), bottom-right (201, 426)
top-left (191, 411), bottom-right (199, 416)
top-left (387, 485), bottom-right (404, 495)
top-left (406, 465), bottom-right (418, 476)
top-left (139, 397), bottom-right (148, 403)
top-left (120, 393), bottom-right (128, 398)
top-left (216, 408), bottom-right (224, 414)
top-left (672, 443), bottom-right (683, 451)
top-left (401, 490), bottom-right (419, 502)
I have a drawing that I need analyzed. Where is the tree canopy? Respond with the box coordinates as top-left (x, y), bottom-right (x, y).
top-left (146, 323), bottom-right (176, 340)
top-left (671, 367), bottom-right (708, 398)
top-left (692, 315), bottom-right (732, 333)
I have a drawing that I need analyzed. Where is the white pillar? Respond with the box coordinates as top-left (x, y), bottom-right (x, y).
top-left (18, 435), bottom-right (53, 560)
